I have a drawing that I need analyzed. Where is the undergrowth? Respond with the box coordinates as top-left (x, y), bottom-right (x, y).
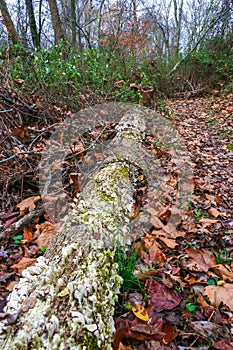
top-left (115, 246), bottom-right (143, 292)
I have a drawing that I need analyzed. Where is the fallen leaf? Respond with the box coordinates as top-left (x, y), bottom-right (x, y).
top-left (69, 173), bottom-right (80, 196)
top-left (212, 264), bottom-right (233, 282)
top-left (161, 322), bottom-right (178, 344)
top-left (191, 321), bottom-right (224, 339)
top-left (186, 248), bottom-right (216, 272)
top-left (21, 296), bottom-right (37, 312)
top-left (131, 304), bottom-right (149, 322)
top-left (36, 221), bottom-right (57, 248)
top-left (22, 228), bottom-right (34, 244)
top-left (57, 288), bottom-right (69, 297)
top-left (16, 196), bottom-right (41, 215)
top-left (158, 237), bottom-right (177, 249)
top-left (118, 343), bottom-right (132, 350)
top-left (145, 278), bottom-right (181, 312)
top-left (212, 340), bottom-right (233, 349)
top-left (204, 284), bottom-right (233, 310)
top-left (11, 257), bottom-right (36, 275)
top-left (6, 281), bottom-right (18, 291)
top-left (208, 207), bottom-right (226, 218)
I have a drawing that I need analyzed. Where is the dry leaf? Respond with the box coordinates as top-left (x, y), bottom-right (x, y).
top-left (57, 288), bottom-right (69, 297)
top-left (16, 196), bottom-right (41, 215)
top-left (158, 237), bottom-right (177, 249)
top-left (212, 264), bottom-right (233, 282)
top-left (208, 207), bottom-right (226, 218)
top-left (186, 248), bottom-right (216, 272)
top-left (21, 296), bottom-right (37, 312)
top-left (11, 257), bottom-right (36, 275)
top-left (36, 221), bottom-right (58, 248)
top-left (6, 281), bottom-right (18, 291)
top-left (145, 278), bottom-right (181, 312)
top-left (22, 228), bottom-right (33, 243)
top-left (204, 284), bottom-right (233, 310)
top-left (131, 304), bottom-right (149, 322)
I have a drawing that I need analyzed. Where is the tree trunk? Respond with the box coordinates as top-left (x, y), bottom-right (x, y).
top-left (0, 0), bottom-right (21, 45)
top-left (0, 111), bottom-right (146, 350)
top-left (48, 0), bottom-right (65, 45)
top-left (25, 0), bottom-right (40, 48)
top-left (70, 0), bottom-right (77, 49)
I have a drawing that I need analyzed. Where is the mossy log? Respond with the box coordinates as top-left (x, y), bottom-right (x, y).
top-left (0, 111), bottom-right (147, 350)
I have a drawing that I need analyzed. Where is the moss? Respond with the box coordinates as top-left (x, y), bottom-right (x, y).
top-left (95, 162), bottom-right (129, 202)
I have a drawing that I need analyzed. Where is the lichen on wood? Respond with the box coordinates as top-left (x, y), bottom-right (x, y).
top-left (0, 111), bottom-right (146, 350)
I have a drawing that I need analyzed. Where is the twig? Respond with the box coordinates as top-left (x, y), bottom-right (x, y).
top-left (0, 202), bottom-right (53, 244)
top-left (0, 151), bottom-right (45, 164)
top-left (0, 109), bottom-right (13, 113)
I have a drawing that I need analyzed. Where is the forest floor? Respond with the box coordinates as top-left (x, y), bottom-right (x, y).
top-left (0, 92), bottom-right (233, 349)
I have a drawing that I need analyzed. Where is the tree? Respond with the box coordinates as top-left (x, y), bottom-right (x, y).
top-left (173, 0), bottom-right (184, 56)
top-left (25, 0), bottom-right (40, 48)
top-left (0, 0), bottom-right (21, 45)
top-left (48, 0), bottom-right (65, 45)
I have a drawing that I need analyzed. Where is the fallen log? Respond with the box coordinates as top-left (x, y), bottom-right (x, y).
top-left (0, 102), bottom-right (193, 349)
top-left (0, 109), bottom-right (147, 350)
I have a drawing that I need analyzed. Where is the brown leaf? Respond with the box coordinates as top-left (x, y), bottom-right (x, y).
top-left (161, 322), bottom-right (178, 345)
top-left (191, 321), bottom-right (224, 339)
top-left (22, 228), bottom-right (34, 244)
top-left (6, 281), bottom-right (18, 292)
top-left (141, 238), bottom-right (166, 265)
top-left (36, 221), bottom-right (58, 248)
top-left (208, 207), bottom-right (226, 219)
top-left (212, 264), bottom-right (233, 282)
top-left (16, 196), bottom-right (41, 215)
top-left (186, 248), bottom-right (216, 272)
top-left (11, 257), bottom-right (36, 275)
top-left (212, 340), bottom-right (233, 349)
top-left (199, 218), bottom-right (218, 227)
top-left (145, 278), bottom-right (181, 312)
top-left (118, 343), bottom-right (132, 350)
top-left (21, 296), bottom-right (37, 312)
top-left (158, 237), bottom-right (177, 249)
top-left (69, 173), bottom-right (80, 196)
top-left (204, 284), bottom-right (233, 310)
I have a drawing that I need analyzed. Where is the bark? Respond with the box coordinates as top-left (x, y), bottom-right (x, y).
top-left (70, 0), bottom-right (76, 49)
top-left (0, 0), bottom-right (21, 45)
top-left (48, 0), bottom-right (65, 45)
top-left (0, 110), bottom-right (146, 350)
top-left (25, 0), bottom-right (40, 48)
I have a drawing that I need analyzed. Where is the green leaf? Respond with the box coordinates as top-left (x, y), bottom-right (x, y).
top-left (186, 303), bottom-right (197, 312)
top-left (207, 277), bottom-right (218, 285)
top-left (13, 235), bottom-right (23, 244)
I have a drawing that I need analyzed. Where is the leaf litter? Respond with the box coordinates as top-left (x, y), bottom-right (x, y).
top-left (0, 94), bottom-right (232, 349)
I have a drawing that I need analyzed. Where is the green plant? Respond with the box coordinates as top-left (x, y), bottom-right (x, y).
top-left (207, 277), bottom-right (219, 285)
top-left (12, 234), bottom-right (23, 244)
top-left (214, 249), bottom-right (232, 265)
top-left (186, 303), bottom-right (200, 313)
top-left (39, 246), bottom-right (48, 255)
top-left (115, 246), bottom-right (142, 292)
top-left (195, 210), bottom-right (207, 219)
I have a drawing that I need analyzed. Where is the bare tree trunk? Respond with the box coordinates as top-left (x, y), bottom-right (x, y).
top-left (48, 0), bottom-right (65, 45)
top-left (70, 0), bottom-right (76, 49)
top-left (0, 110), bottom-right (146, 350)
top-left (173, 0), bottom-right (183, 56)
top-left (0, 0), bottom-right (21, 45)
top-left (25, 0), bottom-right (40, 48)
